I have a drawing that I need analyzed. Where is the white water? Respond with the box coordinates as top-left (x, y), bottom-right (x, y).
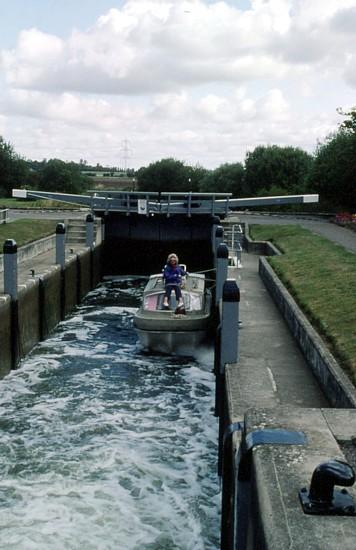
top-left (0, 280), bottom-right (220, 549)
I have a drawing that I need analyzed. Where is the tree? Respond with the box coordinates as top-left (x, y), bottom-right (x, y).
top-left (244, 145), bottom-right (313, 197)
top-left (307, 107), bottom-right (356, 212)
top-left (337, 106), bottom-right (356, 134)
top-left (0, 136), bottom-right (29, 196)
top-left (39, 159), bottom-right (86, 194)
top-left (308, 131), bottom-right (356, 211)
top-left (199, 163), bottom-right (244, 197)
top-left (186, 164), bottom-right (209, 193)
top-left (137, 158), bottom-right (197, 192)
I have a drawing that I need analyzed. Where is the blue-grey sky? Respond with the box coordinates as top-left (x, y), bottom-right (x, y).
top-left (0, 0), bottom-right (355, 169)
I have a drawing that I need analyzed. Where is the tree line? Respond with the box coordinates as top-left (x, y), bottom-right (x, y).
top-left (1, 108), bottom-right (355, 212)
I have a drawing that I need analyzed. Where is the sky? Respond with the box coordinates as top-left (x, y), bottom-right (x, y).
top-left (0, 0), bottom-right (355, 170)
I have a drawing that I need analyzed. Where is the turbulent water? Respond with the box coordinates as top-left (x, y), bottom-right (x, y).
top-left (0, 278), bottom-right (220, 550)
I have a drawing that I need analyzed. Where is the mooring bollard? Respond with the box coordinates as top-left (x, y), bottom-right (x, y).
top-left (3, 239), bottom-right (18, 300)
top-left (299, 459), bottom-right (356, 515)
top-left (216, 242), bottom-right (229, 305)
top-left (220, 279), bottom-right (240, 371)
top-left (55, 223), bottom-right (66, 268)
top-left (86, 213), bottom-right (95, 249)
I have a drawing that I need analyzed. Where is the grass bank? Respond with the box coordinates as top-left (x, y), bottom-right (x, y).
top-left (0, 219), bottom-right (56, 248)
top-left (249, 224), bottom-right (356, 384)
top-left (0, 198), bottom-right (80, 209)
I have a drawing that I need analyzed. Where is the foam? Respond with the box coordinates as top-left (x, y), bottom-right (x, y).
top-left (0, 279), bottom-right (220, 549)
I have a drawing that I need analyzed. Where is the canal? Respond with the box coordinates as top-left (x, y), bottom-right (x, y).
top-left (0, 278), bottom-right (220, 549)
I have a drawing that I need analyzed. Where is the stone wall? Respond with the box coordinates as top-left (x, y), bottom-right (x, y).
top-left (0, 296), bottom-right (12, 377)
top-left (0, 243), bottom-right (103, 379)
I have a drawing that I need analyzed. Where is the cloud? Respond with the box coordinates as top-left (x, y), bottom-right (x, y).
top-left (3, 0), bottom-right (353, 95)
top-left (0, 0), bottom-right (355, 168)
top-left (330, 5), bottom-right (356, 32)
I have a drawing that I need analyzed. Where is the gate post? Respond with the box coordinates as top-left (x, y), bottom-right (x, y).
top-left (214, 225), bottom-right (224, 262)
top-left (216, 243), bottom-right (229, 305)
top-left (4, 239), bottom-right (18, 300)
top-left (3, 239), bottom-right (19, 369)
top-left (211, 216), bottom-right (221, 253)
top-left (55, 223), bottom-right (66, 268)
top-left (220, 279), bottom-right (240, 370)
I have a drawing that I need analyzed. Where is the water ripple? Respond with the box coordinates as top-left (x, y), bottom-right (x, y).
top-left (0, 279), bottom-right (219, 549)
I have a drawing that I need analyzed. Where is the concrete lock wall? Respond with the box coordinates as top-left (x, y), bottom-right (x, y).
top-left (1, 244), bottom-right (102, 378)
top-left (18, 280), bottom-right (41, 358)
top-left (92, 243), bottom-right (102, 286)
top-left (39, 266), bottom-right (62, 340)
top-left (64, 255), bottom-right (79, 316)
top-left (77, 248), bottom-right (92, 300)
top-left (0, 296), bottom-right (12, 378)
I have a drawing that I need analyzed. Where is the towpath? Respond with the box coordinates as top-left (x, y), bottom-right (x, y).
top-left (228, 253), bottom-right (329, 417)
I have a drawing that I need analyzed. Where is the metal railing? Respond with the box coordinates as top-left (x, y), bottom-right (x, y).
top-left (12, 188), bottom-right (319, 216)
top-left (12, 190), bottom-right (232, 216)
top-left (88, 191), bottom-right (232, 217)
top-left (222, 224), bottom-right (244, 266)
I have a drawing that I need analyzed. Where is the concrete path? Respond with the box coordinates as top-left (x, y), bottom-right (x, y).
top-left (227, 254), bottom-right (329, 422)
top-left (8, 208), bottom-right (88, 222)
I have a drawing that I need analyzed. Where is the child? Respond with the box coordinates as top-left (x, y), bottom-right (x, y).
top-left (162, 253), bottom-right (187, 309)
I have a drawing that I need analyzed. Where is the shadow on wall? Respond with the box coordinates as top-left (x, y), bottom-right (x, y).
top-left (104, 239), bottom-right (214, 276)
top-left (103, 213), bottom-right (215, 275)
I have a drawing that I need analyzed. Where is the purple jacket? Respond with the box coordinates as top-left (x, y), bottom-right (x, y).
top-left (163, 264), bottom-right (186, 285)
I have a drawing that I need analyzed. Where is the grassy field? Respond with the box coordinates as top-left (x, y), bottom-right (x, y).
top-left (249, 224), bottom-right (356, 383)
top-left (0, 198), bottom-right (79, 209)
top-left (0, 219), bottom-right (56, 248)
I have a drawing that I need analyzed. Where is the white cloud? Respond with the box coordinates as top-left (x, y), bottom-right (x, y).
top-left (0, 0), bottom-right (355, 168)
top-left (3, 0), bottom-right (350, 95)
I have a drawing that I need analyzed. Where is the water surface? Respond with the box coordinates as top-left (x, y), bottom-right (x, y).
top-left (0, 279), bottom-right (220, 549)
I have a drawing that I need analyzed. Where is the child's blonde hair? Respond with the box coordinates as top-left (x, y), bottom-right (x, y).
top-left (167, 253), bottom-right (179, 263)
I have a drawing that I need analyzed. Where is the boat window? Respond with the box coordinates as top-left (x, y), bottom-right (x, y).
top-left (153, 278), bottom-right (163, 289)
top-left (145, 277), bottom-right (164, 292)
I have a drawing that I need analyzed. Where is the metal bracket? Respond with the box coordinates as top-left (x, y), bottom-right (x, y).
top-left (238, 428), bottom-right (307, 481)
top-left (223, 422), bottom-right (244, 445)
